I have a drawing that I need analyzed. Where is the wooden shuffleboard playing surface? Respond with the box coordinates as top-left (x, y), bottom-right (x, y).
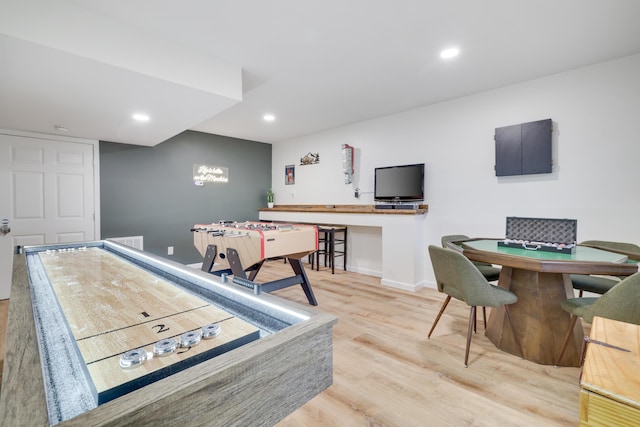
top-left (38, 247), bottom-right (260, 405)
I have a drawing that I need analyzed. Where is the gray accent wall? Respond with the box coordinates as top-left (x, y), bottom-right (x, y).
top-left (100, 130), bottom-right (271, 264)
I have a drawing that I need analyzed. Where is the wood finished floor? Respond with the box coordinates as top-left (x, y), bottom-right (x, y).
top-left (261, 260), bottom-right (583, 427)
top-left (0, 262), bottom-right (583, 426)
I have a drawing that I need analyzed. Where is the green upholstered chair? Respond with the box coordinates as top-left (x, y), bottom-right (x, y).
top-left (555, 272), bottom-right (640, 366)
top-left (441, 235), bottom-right (502, 329)
top-left (441, 235), bottom-right (501, 282)
top-left (428, 245), bottom-right (522, 367)
top-left (570, 274), bottom-right (619, 297)
top-left (580, 240), bottom-right (640, 255)
top-left (571, 240), bottom-right (640, 297)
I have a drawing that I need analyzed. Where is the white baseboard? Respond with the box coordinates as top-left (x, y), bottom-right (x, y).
top-left (380, 278), bottom-right (427, 293)
top-left (347, 267), bottom-right (382, 277)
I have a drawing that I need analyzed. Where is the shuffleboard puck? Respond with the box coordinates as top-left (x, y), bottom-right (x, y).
top-left (202, 323), bottom-right (221, 339)
top-left (119, 348), bottom-right (147, 369)
top-left (153, 337), bottom-right (178, 356)
top-left (180, 328), bottom-right (203, 347)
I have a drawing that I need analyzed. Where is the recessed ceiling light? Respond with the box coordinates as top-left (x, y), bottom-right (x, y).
top-left (54, 124), bottom-right (69, 132)
top-left (132, 113), bottom-right (150, 122)
top-left (263, 114), bottom-right (275, 122)
top-left (440, 47), bottom-right (460, 59)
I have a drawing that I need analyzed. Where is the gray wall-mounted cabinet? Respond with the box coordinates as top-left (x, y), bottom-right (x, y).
top-left (495, 118), bottom-right (552, 176)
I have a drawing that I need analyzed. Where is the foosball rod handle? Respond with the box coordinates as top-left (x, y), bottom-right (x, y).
top-left (232, 276), bottom-right (261, 295)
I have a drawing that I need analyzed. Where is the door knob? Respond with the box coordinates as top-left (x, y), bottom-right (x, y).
top-left (1, 218), bottom-right (10, 235)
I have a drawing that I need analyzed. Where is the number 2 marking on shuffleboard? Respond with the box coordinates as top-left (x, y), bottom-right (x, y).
top-left (177, 346), bottom-right (192, 354)
top-left (152, 324), bottom-right (170, 333)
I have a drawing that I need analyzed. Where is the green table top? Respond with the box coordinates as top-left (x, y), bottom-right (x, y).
top-left (463, 239), bottom-right (630, 264)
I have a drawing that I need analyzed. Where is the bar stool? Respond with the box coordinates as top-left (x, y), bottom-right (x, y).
top-left (313, 225), bottom-right (347, 274)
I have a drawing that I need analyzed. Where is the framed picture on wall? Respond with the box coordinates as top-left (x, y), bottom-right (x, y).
top-left (285, 164), bottom-right (295, 185)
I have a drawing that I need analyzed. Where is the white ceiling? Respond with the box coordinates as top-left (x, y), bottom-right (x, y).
top-left (2, 0), bottom-right (640, 146)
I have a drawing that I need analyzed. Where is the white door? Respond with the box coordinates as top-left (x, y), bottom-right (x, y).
top-left (0, 132), bottom-right (97, 299)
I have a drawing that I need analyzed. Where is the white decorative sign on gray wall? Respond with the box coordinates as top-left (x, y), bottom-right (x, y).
top-left (193, 164), bottom-right (229, 185)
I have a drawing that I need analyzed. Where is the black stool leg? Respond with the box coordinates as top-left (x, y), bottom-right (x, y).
top-left (316, 229), bottom-right (327, 271)
top-left (315, 231), bottom-right (321, 271)
top-left (322, 229), bottom-right (331, 270)
top-left (326, 229), bottom-right (333, 274)
top-left (343, 227), bottom-right (347, 271)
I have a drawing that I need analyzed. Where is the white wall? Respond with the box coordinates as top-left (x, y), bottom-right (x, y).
top-left (272, 53), bottom-right (640, 287)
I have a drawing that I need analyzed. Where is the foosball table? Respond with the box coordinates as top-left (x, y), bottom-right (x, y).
top-left (192, 221), bottom-right (319, 305)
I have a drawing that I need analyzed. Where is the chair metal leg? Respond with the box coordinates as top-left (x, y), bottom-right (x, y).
top-left (555, 315), bottom-right (579, 366)
top-left (428, 295), bottom-right (452, 338)
top-left (482, 306), bottom-right (487, 329)
top-left (465, 306), bottom-right (476, 367)
top-left (473, 307), bottom-right (487, 333)
top-left (503, 305), bottom-right (524, 359)
top-left (473, 306), bottom-right (477, 333)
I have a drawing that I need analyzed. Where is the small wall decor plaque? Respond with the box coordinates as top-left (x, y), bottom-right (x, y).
top-left (300, 152), bottom-right (319, 165)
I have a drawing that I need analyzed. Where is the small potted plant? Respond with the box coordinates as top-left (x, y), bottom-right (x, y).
top-left (266, 188), bottom-right (274, 208)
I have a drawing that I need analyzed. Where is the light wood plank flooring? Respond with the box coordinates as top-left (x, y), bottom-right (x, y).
top-left (261, 260), bottom-right (583, 427)
top-left (0, 262), bottom-right (583, 425)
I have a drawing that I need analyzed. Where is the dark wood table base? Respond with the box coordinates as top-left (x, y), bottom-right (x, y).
top-left (486, 267), bottom-right (584, 367)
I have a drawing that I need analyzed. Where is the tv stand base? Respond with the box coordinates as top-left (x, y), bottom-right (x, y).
top-left (375, 204), bottom-right (416, 210)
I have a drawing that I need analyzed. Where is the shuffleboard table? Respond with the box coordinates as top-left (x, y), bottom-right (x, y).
top-left (0, 240), bottom-right (337, 426)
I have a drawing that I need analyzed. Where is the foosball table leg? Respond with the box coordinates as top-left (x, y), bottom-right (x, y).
top-left (227, 248), bottom-right (247, 279)
top-left (222, 248), bottom-right (318, 306)
top-left (288, 258), bottom-right (318, 306)
top-left (201, 245), bottom-right (218, 273)
top-left (247, 261), bottom-right (264, 281)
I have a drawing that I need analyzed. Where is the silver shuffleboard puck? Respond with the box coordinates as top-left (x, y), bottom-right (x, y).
top-left (180, 328), bottom-right (203, 347)
top-left (153, 337), bottom-right (178, 356)
top-left (202, 323), bottom-right (221, 339)
top-left (119, 348), bottom-right (147, 369)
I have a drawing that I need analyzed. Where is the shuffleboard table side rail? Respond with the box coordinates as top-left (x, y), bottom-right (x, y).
top-left (0, 252), bottom-right (49, 425)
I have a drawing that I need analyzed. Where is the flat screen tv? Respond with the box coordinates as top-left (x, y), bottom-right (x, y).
top-left (374, 163), bottom-right (424, 202)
